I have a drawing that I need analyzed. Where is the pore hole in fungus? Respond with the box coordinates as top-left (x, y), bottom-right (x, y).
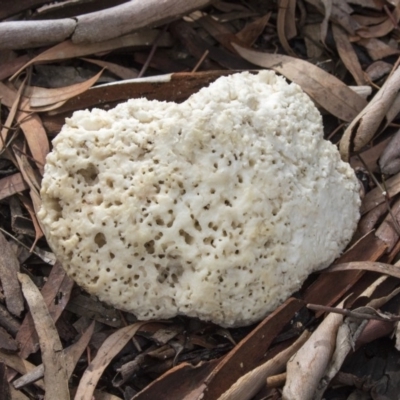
top-left (179, 229), bottom-right (194, 245)
top-left (49, 197), bottom-right (63, 221)
top-left (94, 232), bottom-right (107, 248)
top-left (144, 240), bottom-right (155, 254)
top-left (77, 163), bottom-right (99, 185)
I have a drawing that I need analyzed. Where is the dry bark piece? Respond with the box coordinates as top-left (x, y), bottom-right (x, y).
top-left (0, 0), bottom-right (211, 50)
top-left (18, 273), bottom-right (70, 400)
top-left (72, 0), bottom-right (212, 43)
top-left (282, 304), bottom-right (344, 400)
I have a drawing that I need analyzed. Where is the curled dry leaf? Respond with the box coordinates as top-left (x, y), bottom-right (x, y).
top-left (233, 44), bottom-right (367, 122)
top-left (340, 64), bottom-right (400, 161)
top-left (18, 273), bottom-right (69, 400)
top-left (74, 322), bottom-right (149, 400)
top-left (282, 305), bottom-right (344, 400)
top-left (0, 231), bottom-right (24, 317)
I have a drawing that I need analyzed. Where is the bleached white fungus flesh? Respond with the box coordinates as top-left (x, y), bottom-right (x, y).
top-left (38, 71), bottom-right (360, 327)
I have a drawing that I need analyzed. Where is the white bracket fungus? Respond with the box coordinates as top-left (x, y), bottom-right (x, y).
top-left (38, 71), bottom-right (360, 327)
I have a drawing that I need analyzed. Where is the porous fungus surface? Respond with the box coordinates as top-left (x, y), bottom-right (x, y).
top-left (38, 71), bottom-right (360, 327)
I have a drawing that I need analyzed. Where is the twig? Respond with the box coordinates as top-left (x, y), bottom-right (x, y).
top-left (191, 50), bottom-right (209, 72)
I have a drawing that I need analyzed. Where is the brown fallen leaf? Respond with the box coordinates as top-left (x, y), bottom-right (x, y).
top-left (81, 58), bottom-right (138, 80)
top-left (26, 69), bottom-right (103, 108)
top-left (0, 173), bottom-right (29, 201)
top-left (232, 44), bottom-right (367, 122)
top-left (277, 0), bottom-right (296, 57)
top-left (235, 13), bottom-right (271, 47)
top-left (332, 24), bottom-right (366, 85)
top-left (340, 63), bottom-right (400, 161)
top-left (0, 54), bottom-right (30, 81)
top-left (74, 322), bottom-right (149, 400)
top-left (0, 231), bottom-right (24, 317)
top-left (18, 272), bottom-right (69, 400)
top-left (17, 262), bottom-right (74, 359)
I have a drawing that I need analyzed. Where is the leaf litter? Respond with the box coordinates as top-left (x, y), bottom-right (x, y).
top-left (1, 1), bottom-right (400, 399)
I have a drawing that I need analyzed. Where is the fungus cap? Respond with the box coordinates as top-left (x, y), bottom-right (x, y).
top-left (38, 71), bottom-right (360, 327)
